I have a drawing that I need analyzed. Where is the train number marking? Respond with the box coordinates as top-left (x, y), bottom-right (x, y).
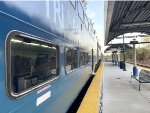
top-left (36, 91), bottom-right (51, 106)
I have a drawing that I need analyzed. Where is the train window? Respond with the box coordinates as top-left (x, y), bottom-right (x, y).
top-left (65, 48), bottom-right (77, 73)
top-left (80, 52), bottom-right (89, 66)
top-left (85, 53), bottom-right (89, 64)
top-left (80, 52), bottom-right (85, 66)
top-left (72, 50), bottom-right (78, 69)
top-left (7, 32), bottom-right (59, 96)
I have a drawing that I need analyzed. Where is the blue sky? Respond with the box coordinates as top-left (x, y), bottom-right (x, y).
top-left (86, 1), bottom-right (104, 49)
top-left (86, 1), bottom-right (148, 53)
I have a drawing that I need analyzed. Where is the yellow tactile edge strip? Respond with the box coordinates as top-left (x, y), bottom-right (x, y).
top-left (126, 63), bottom-right (150, 71)
top-left (77, 64), bottom-right (104, 113)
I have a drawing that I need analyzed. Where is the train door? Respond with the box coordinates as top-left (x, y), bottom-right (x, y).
top-left (92, 49), bottom-right (94, 72)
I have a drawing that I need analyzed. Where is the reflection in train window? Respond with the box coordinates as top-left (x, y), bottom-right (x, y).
top-left (80, 52), bottom-right (89, 66)
top-left (85, 53), bottom-right (89, 64)
top-left (80, 52), bottom-right (85, 66)
top-left (65, 48), bottom-right (77, 73)
top-left (9, 35), bottom-right (59, 93)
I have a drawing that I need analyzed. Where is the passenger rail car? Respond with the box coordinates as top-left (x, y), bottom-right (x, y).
top-left (0, 1), bottom-right (101, 113)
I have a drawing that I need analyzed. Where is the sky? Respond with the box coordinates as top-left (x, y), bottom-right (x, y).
top-left (86, 1), bottom-right (105, 51)
top-left (86, 1), bottom-right (148, 53)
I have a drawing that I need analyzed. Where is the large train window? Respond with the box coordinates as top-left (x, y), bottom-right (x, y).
top-left (80, 52), bottom-right (89, 66)
top-left (85, 53), bottom-right (89, 64)
top-left (7, 32), bottom-right (59, 97)
top-left (65, 48), bottom-right (77, 73)
top-left (80, 51), bottom-right (85, 66)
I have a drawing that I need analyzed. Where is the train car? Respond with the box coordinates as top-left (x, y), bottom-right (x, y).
top-left (0, 1), bottom-right (100, 113)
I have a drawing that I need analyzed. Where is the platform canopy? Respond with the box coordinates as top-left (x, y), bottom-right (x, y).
top-left (104, 44), bottom-right (132, 53)
top-left (105, 1), bottom-right (150, 45)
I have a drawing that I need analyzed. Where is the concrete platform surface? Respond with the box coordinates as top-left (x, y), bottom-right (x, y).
top-left (103, 62), bottom-right (150, 113)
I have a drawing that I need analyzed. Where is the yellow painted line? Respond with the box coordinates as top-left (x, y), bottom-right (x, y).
top-left (77, 64), bottom-right (104, 113)
top-left (126, 63), bottom-right (150, 71)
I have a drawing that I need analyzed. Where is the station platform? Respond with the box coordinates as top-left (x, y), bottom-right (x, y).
top-left (103, 62), bottom-right (150, 113)
top-left (77, 63), bottom-right (103, 113)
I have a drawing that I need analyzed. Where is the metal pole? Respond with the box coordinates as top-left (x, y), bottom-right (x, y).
top-left (118, 51), bottom-right (120, 62)
top-left (133, 44), bottom-right (136, 66)
top-left (117, 52), bottom-right (118, 65)
top-left (133, 44), bottom-right (138, 77)
top-left (92, 49), bottom-right (94, 71)
top-left (115, 51), bottom-right (118, 65)
top-left (113, 52), bottom-right (115, 64)
top-left (123, 34), bottom-right (125, 62)
top-left (97, 41), bottom-right (98, 62)
top-left (114, 52), bottom-right (116, 65)
top-left (118, 50), bottom-right (120, 67)
top-left (112, 52), bottom-right (114, 63)
top-left (123, 34), bottom-right (126, 71)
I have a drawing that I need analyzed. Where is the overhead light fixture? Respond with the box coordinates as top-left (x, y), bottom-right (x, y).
top-left (23, 42), bottom-right (40, 46)
top-left (41, 45), bottom-right (49, 48)
top-left (11, 39), bottom-right (22, 43)
top-left (30, 43), bottom-right (40, 46)
top-left (130, 38), bottom-right (138, 44)
top-left (51, 47), bottom-right (56, 49)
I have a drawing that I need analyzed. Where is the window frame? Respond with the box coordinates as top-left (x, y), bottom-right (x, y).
top-left (65, 47), bottom-right (78, 74)
top-left (79, 51), bottom-right (89, 67)
top-left (6, 30), bottom-right (60, 99)
top-left (85, 52), bottom-right (90, 64)
top-left (79, 51), bottom-right (85, 67)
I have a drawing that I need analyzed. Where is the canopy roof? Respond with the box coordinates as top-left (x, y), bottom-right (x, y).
top-left (105, 1), bottom-right (150, 45)
top-left (104, 44), bottom-right (133, 53)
